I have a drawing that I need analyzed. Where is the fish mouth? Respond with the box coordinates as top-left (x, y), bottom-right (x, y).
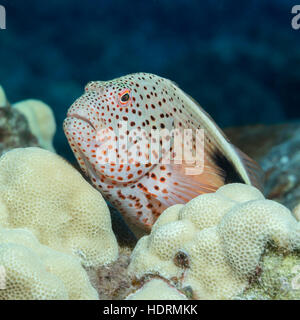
top-left (67, 113), bottom-right (96, 131)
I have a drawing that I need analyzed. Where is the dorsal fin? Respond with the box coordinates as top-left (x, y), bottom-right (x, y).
top-left (164, 80), bottom-right (265, 192)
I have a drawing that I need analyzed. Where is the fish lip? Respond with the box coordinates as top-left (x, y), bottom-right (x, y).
top-left (67, 113), bottom-right (96, 131)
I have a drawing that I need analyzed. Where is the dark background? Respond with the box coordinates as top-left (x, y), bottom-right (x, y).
top-left (0, 0), bottom-right (299, 159)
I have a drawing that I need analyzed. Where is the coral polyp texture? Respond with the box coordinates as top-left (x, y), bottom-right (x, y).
top-left (13, 99), bottom-right (56, 152)
top-left (0, 227), bottom-right (98, 300)
top-left (0, 147), bottom-right (118, 268)
top-left (128, 183), bottom-right (300, 299)
top-left (125, 278), bottom-right (188, 300)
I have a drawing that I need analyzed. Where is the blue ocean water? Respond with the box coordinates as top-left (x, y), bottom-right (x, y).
top-left (0, 0), bottom-right (299, 159)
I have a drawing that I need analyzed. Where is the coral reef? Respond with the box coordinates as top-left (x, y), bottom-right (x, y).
top-left (128, 183), bottom-right (300, 299)
top-left (13, 99), bottom-right (56, 152)
top-left (0, 227), bottom-right (98, 300)
top-left (0, 143), bottom-right (299, 300)
top-left (261, 127), bottom-right (300, 211)
top-left (0, 87), bottom-right (39, 157)
top-left (0, 147), bottom-right (118, 268)
top-left (226, 123), bottom-right (300, 210)
top-left (224, 123), bottom-right (300, 161)
top-left (236, 248), bottom-right (300, 300)
top-left (0, 85), bottom-right (57, 157)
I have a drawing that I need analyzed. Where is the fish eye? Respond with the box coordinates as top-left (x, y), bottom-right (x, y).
top-left (121, 93), bottom-right (129, 102)
top-left (119, 90), bottom-right (131, 105)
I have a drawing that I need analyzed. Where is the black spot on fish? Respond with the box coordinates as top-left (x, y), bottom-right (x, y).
top-left (212, 149), bottom-right (245, 184)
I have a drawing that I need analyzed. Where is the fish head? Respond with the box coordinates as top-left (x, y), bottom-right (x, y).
top-left (63, 73), bottom-right (176, 185)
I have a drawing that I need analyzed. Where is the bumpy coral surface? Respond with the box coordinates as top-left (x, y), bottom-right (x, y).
top-left (13, 99), bottom-right (56, 152)
top-left (0, 227), bottom-right (98, 300)
top-left (128, 183), bottom-right (300, 299)
top-left (126, 278), bottom-right (188, 300)
top-left (0, 147), bottom-right (118, 268)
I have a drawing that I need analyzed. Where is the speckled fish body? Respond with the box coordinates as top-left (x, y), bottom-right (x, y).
top-left (64, 73), bottom-right (263, 232)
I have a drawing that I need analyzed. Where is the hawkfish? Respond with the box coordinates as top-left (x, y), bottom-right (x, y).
top-left (64, 73), bottom-right (263, 233)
